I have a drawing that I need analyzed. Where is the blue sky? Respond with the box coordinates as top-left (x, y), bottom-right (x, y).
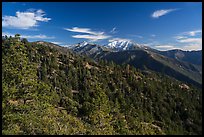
top-left (2, 2), bottom-right (202, 51)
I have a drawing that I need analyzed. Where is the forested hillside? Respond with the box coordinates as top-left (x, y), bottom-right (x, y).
top-left (70, 42), bottom-right (202, 88)
top-left (2, 35), bottom-right (202, 135)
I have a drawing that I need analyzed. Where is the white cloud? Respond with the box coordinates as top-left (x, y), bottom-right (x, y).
top-left (182, 44), bottom-right (202, 51)
top-left (175, 32), bottom-right (202, 46)
top-left (173, 30), bottom-right (202, 51)
top-left (176, 37), bottom-right (202, 50)
top-left (135, 35), bottom-right (143, 39)
top-left (142, 43), bottom-right (153, 47)
top-left (177, 38), bottom-right (202, 43)
top-left (61, 44), bottom-right (72, 47)
top-left (183, 30), bottom-right (202, 36)
top-left (64, 27), bottom-right (104, 35)
top-left (108, 38), bottom-right (131, 42)
top-left (155, 45), bottom-right (174, 48)
top-left (151, 34), bottom-right (156, 37)
top-left (23, 34), bottom-right (54, 39)
top-left (141, 41), bottom-right (159, 46)
top-left (175, 31), bottom-right (202, 50)
top-left (50, 41), bottom-right (62, 45)
top-left (2, 32), bottom-right (55, 39)
top-left (140, 42), bottom-right (177, 51)
top-left (151, 9), bottom-right (177, 18)
top-left (65, 27), bottom-right (111, 42)
top-left (154, 45), bottom-right (176, 50)
top-left (175, 30), bottom-right (202, 39)
top-left (129, 34), bottom-right (143, 39)
top-left (72, 34), bottom-right (110, 42)
top-left (174, 35), bottom-right (187, 40)
top-left (110, 27), bottom-right (117, 34)
top-left (2, 9), bottom-right (51, 29)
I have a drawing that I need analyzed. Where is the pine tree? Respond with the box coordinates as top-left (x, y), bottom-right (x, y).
top-left (87, 84), bottom-right (114, 135)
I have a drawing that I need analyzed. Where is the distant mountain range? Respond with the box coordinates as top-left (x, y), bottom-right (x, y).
top-left (67, 40), bottom-right (202, 88)
top-left (159, 49), bottom-right (202, 66)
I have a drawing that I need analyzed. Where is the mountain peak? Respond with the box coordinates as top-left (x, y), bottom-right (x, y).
top-left (105, 39), bottom-right (141, 50)
top-left (78, 41), bottom-right (89, 47)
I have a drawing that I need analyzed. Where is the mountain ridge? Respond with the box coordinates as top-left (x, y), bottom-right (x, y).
top-left (67, 40), bottom-right (202, 88)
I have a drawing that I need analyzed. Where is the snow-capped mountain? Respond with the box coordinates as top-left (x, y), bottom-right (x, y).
top-left (67, 41), bottom-right (89, 49)
top-left (69, 40), bottom-right (152, 52)
top-left (78, 41), bottom-right (89, 48)
top-left (33, 40), bottom-right (202, 88)
top-left (104, 39), bottom-right (142, 51)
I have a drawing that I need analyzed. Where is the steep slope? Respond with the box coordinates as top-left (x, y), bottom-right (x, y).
top-left (101, 50), bottom-right (202, 87)
top-left (69, 41), bottom-right (113, 59)
top-left (159, 49), bottom-right (202, 66)
top-left (2, 36), bottom-right (202, 135)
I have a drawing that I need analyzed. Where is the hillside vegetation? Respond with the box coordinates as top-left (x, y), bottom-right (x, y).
top-left (70, 43), bottom-right (202, 88)
top-left (2, 35), bottom-right (202, 135)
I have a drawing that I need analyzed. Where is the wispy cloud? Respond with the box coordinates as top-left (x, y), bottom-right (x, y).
top-left (110, 27), bottom-right (117, 34)
top-left (2, 9), bottom-right (51, 29)
top-left (174, 36), bottom-right (187, 40)
top-left (155, 45), bottom-right (175, 50)
top-left (128, 34), bottom-right (143, 39)
top-left (2, 32), bottom-right (55, 39)
top-left (143, 41), bottom-right (176, 51)
top-left (177, 38), bottom-right (201, 43)
top-left (108, 38), bottom-right (131, 42)
top-left (64, 27), bottom-right (103, 35)
top-left (65, 27), bottom-right (111, 42)
top-left (151, 9), bottom-right (177, 18)
top-left (50, 41), bottom-right (63, 45)
top-left (177, 37), bottom-right (202, 50)
top-left (182, 44), bottom-right (202, 51)
top-left (72, 34), bottom-right (110, 42)
top-left (144, 30), bottom-right (202, 51)
top-left (174, 30), bottom-right (202, 50)
top-left (174, 30), bottom-right (202, 40)
top-left (183, 30), bottom-right (202, 36)
top-left (23, 34), bottom-right (54, 39)
top-left (61, 44), bottom-right (72, 47)
top-left (151, 34), bottom-right (156, 37)
top-left (142, 41), bottom-right (159, 46)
